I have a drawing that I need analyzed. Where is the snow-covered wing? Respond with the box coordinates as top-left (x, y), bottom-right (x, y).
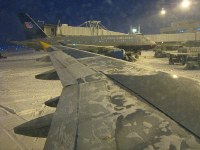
top-left (44, 45), bottom-right (200, 149)
top-left (48, 50), bottom-right (96, 86)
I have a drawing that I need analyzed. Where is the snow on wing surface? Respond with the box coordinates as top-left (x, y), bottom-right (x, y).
top-left (44, 46), bottom-right (200, 150)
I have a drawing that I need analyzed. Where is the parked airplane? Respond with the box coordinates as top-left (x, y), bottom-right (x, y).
top-left (16, 13), bottom-right (156, 61)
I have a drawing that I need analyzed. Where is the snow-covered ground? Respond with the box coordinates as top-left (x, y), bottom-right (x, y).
top-left (136, 51), bottom-right (200, 81)
top-left (0, 51), bottom-right (62, 150)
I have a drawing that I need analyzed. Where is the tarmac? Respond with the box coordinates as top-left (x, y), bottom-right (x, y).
top-left (0, 51), bottom-right (62, 150)
top-left (136, 51), bottom-right (200, 81)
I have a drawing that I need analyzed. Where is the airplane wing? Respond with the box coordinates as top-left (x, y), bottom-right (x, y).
top-left (14, 12), bottom-right (199, 149)
top-left (38, 43), bottom-right (200, 149)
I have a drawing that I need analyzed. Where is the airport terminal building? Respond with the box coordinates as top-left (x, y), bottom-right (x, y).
top-left (43, 21), bottom-right (126, 37)
top-left (42, 19), bottom-right (200, 43)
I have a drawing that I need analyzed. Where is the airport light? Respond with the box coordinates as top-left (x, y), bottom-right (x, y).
top-left (160, 8), bottom-right (166, 15)
top-left (159, 0), bottom-right (192, 16)
top-left (181, 0), bottom-right (191, 9)
top-left (172, 74), bottom-right (179, 79)
top-left (132, 28), bottom-right (137, 33)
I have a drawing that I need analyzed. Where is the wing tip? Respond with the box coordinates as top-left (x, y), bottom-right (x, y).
top-left (39, 41), bottom-right (51, 50)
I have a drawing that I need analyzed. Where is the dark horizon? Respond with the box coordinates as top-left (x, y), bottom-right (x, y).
top-left (0, 0), bottom-right (199, 42)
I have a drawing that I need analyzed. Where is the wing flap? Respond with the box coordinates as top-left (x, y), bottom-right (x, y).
top-left (76, 80), bottom-right (116, 150)
top-left (44, 85), bottom-right (79, 150)
top-left (44, 79), bottom-right (117, 150)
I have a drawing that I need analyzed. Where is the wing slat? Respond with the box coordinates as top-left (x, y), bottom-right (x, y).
top-left (49, 51), bottom-right (95, 86)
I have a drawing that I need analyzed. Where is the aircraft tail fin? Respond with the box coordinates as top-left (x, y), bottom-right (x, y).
top-left (18, 13), bottom-right (47, 39)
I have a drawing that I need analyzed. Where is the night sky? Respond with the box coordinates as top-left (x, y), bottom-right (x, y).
top-left (0, 0), bottom-right (199, 42)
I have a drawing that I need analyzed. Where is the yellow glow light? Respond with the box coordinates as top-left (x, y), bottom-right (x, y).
top-left (161, 8), bottom-right (166, 15)
top-left (39, 41), bottom-right (51, 51)
top-left (172, 74), bottom-right (178, 79)
top-left (181, 0), bottom-right (191, 8)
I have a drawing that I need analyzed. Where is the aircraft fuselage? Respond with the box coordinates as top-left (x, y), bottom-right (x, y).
top-left (45, 34), bottom-right (156, 51)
